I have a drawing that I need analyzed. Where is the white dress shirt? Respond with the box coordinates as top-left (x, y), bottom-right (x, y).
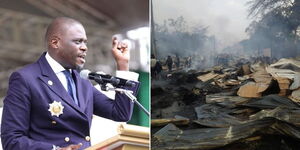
top-left (45, 52), bottom-right (70, 92)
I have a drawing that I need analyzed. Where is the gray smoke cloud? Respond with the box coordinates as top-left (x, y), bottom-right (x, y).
top-left (153, 0), bottom-right (251, 52)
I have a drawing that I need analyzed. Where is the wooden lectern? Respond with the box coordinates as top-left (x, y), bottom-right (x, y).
top-left (85, 124), bottom-right (149, 150)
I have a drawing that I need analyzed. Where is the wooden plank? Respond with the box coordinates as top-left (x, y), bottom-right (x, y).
top-left (206, 95), bottom-right (249, 104)
top-left (197, 72), bottom-right (219, 82)
top-left (237, 82), bottom-right (265, 98)
top-left (151, 118), bottom-right (190, 127)
top-left (242, 64), bottom-right (251, 75)
top-left (274, 77), bottom-right (291, 96)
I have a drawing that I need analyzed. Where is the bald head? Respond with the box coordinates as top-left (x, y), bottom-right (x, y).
top-left (45, 17), bottom-right (83, 48)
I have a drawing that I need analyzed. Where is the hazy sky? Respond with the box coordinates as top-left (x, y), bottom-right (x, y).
top-left (152, 0), bottom-right (252, 50)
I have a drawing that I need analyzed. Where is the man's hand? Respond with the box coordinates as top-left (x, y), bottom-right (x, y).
top-left (59, 143), bottom-right (82, 150)
top-left (111, 37), bottom-right (129, 71)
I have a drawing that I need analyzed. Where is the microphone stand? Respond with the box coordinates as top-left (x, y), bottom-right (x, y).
top-left (94, 77), bottom-right (150, 117)
top-left (108, 87), bottom-right (150, 117)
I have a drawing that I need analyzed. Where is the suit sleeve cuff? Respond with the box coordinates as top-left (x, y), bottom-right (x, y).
top-left (116, 71), bottom-right (139, 81)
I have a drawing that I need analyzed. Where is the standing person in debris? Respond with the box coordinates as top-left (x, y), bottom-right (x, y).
top-left (151, 54), bottom-right (157, 78)
top-left (155, 60), bottom-right (163, 79)
top-left (166, 55), bottom-right (173, 72)
top-left (175, 54), bottom-right (180, 70)
top-left (1, 17), bottom-right (140, 150)
top-left (184, 57), bottom-right (189, 67)
top-left (187, 56), bottom-right (192, 68)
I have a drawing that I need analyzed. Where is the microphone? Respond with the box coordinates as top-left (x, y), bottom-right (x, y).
top-left (80, 69), bottom-right (135, 88)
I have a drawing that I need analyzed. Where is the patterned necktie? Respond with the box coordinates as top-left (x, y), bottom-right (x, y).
top-left (63, 70), bottom-right (79, 106)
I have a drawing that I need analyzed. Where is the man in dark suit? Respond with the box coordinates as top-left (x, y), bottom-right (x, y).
top-left (1, 17), bottom-right (139, 150)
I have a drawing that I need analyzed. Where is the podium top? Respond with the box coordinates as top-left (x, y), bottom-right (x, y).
top-left (117, 124), bottom-right (149, 139)
top-left (85, 124), bottom-right (150, 150)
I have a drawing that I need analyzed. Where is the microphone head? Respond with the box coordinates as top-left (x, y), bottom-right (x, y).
top-left (80, 69), bottom-right (91, 80)
top-left (110, 77), bottom-right (120, 86)
top-left (125, 81), bottom-right (135, 87)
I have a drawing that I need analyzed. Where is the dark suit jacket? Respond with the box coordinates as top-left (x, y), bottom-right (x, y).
top-left (1, 53), bottom-right (139, 150)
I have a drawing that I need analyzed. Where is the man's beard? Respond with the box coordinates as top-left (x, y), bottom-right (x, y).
top-left (75, 63), bottom-right (84, 71)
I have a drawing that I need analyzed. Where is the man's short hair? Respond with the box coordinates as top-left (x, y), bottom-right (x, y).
top-left (45, 17), bottom-right (83, 45)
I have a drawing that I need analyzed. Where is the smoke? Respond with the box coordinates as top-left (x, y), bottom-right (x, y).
top-left (152, 0), bottom-right (251, 52)
top-left (153, 0), bottom-right (300, 61)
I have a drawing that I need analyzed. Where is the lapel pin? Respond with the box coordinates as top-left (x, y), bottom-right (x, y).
top-left (48, 80), bottom-right (53, 86)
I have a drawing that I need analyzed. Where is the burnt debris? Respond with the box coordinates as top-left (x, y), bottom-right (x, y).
top-left (152, 57), bottom-right (300, 150)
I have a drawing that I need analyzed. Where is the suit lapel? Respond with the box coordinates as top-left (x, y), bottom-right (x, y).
top-left (37, 53), bottom-right (87, 117)
top-left (73, 71), bottom-right (87, 112)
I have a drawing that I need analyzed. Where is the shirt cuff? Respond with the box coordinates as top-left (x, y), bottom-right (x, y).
top-left (52, 145), bottom-right (61, 150)
top-left (116, 71), bottom-right (139, 81)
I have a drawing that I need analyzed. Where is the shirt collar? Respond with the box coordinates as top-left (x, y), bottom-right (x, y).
top-left (45, 52), bottom-right (67, 74)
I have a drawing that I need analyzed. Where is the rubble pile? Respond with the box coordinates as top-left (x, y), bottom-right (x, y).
top-left (151, 57), bottom-right (300, 150)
